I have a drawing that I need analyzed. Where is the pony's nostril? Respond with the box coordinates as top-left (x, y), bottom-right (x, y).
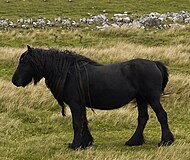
top-left (12, 76), bottom-right (23, 87)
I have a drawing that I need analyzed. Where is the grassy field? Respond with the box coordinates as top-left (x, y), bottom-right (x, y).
top-left (0, 44), bottom-right (190, 160)
top-left (0, 0), bottom-right (190, 160)
top-left (1, 0), bottom-right (190, 19)
top-left (1, 27), bottom-right (190, 48)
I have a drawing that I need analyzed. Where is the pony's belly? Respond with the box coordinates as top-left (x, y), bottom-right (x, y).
top-left (87, 93), bottom-right (134, 110)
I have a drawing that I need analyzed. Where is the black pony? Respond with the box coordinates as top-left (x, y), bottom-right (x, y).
top-left (12, 46), bottom-right (174, 149)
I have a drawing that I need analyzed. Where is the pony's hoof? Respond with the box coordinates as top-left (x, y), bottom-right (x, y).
top-left (125, 135), bottom-right (144, 146)
top-left (158, 140), bottom-right (174, 146)
top-left (125, 138), bottom-right (144, 146)
top-left (68, 143), bottom-right (80, 150)
top-left (159, 132), bottom-right (174, 146)
top-left (81, 140), bottom-right (93, 149)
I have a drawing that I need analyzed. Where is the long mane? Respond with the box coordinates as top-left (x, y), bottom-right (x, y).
top-left (27, 48), bottom-right (100, 115)
top-left (30, 48), bottom-right (100, 65)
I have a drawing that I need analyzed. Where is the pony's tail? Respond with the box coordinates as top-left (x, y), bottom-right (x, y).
top-left (154, 61), bottom-right (169, 92)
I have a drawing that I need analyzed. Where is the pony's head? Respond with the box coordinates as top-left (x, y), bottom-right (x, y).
top-left (12, 45), bottom-right (43, 87)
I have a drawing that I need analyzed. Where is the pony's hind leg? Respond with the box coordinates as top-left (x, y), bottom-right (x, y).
top-left (148, 97), bottom-right (174, 146)
top-left (125, 96), bottom-right (149, 146)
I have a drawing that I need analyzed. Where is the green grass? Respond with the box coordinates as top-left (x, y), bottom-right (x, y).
top-left (0, 0), bottom-right (190, 48)
top-left (0, 0), bottom-right (190, 159)
top-left (1, 0), bottom-right (190, 19)
top-left (1, 26), bottom-right (190, 48)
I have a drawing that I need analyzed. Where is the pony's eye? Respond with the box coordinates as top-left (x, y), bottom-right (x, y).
top-left (20, 57), bottom-right (28, 64)
top-left (19, 52), bottom-right (28, 62)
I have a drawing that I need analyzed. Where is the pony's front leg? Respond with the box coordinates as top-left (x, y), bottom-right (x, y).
top-left (68, 103), bottom-right (93, 149)
top-left (80, 110), bottom-right (93, 148)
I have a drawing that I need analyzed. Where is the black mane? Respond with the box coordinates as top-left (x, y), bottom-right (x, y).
top-left (30, 48), bottom-right (100, 66)
top-left (27, 48), bottom-right (100, 115)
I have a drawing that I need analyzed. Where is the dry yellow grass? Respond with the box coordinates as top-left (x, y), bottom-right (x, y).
top-left (0, 44), bottom-right (190, 159)
top-left (1, 43), bottom-right (190, 65)
top-left (74, 43), bottom-right (190, 66)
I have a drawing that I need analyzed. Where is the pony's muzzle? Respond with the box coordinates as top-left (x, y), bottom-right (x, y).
top-left (12, 76), bottom-right (24, 87)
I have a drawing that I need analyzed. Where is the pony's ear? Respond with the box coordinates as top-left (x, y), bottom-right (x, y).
top-left (27, 45), bottom-right (32, 52)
